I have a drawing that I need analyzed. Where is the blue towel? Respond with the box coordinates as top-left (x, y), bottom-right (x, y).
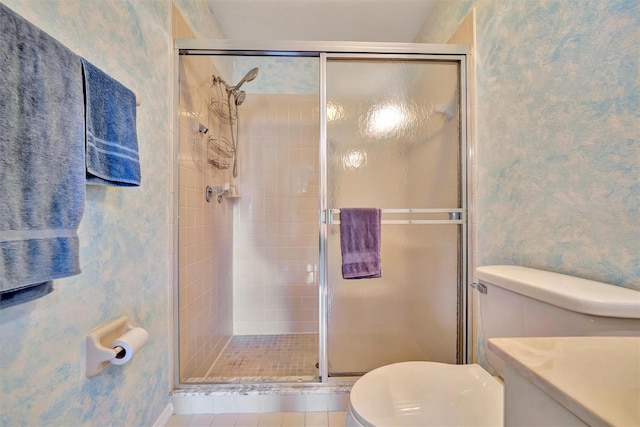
top-left (340, 208), bottom-right (382, 279)
top-left (0, 3), bottom-right (85, 307)
top-left (81, 58), bottom-right (141, 186)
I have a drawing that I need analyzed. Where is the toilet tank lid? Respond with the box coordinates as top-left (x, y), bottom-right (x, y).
top-left (476, 265), bottom-right (640, 319)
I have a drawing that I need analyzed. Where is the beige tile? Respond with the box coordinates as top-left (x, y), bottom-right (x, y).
top-left (165, 414), bottom-right (192, 427)
top-left (234, 413), bottom-right (261, 427)
top-left (189, 414), bottom-right (216, 427)
top-left (281, 412), bottom-right (306, 427)
top-left (210, 413), bottom-right (238, 427)
top-left (257, 412), bottom-right (283, 427)
top-left (328, 412), bottom-right (347, 427)
top-left (305, 412), bottom-right (328, 427)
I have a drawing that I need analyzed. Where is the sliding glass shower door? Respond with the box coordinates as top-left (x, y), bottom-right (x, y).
top-left (322, 56), bottom-right (466, 376)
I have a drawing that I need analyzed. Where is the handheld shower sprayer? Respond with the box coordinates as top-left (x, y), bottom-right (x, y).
top-left (212, 67), bottom-right (259, 95)
top-left (231, 67), bottom-right (259, 92)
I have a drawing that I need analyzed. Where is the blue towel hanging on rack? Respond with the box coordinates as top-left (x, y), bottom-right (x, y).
top-left (0, 2), bottom-right (85, 307)
top-left (81, 58), bottom-right (141, 187)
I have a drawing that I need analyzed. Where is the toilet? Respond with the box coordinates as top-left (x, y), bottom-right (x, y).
top-left (346, 265), bottom-right (640, 427)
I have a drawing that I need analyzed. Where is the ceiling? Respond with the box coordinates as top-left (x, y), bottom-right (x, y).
top-left (208, 0), bottom-right (437, 42)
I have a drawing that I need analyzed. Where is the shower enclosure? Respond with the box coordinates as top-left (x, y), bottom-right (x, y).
top-left (173, 41), bottom-right (469, 385)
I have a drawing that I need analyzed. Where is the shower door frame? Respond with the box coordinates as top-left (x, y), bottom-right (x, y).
top-left (172, 40), bottom-right (470, 387)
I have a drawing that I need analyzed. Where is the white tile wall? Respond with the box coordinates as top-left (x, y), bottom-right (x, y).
top-left (233, 94), bottom-right (320, 335)
top-left (179, 55), bottom-right (235, 378)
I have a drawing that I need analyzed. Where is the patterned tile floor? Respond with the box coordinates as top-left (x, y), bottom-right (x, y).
top-left (205, 334), bottom-right (319, 382)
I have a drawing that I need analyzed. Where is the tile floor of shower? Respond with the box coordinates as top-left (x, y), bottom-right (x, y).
top-left (188, 334), bottom-right (319, 382)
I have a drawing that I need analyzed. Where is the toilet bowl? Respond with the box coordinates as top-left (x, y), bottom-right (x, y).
top-left (346, 362), bottom-right (503, 427)
top-left (346, 266), bottom-right (640, 427)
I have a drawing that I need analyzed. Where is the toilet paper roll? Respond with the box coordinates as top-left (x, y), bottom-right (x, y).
top-left (109, 327), bottom-right (149, 365)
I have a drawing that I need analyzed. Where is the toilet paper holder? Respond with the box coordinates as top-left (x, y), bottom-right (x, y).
top-left (86, 316), bottom-right (146, 377)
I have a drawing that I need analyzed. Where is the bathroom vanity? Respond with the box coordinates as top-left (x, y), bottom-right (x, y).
top-left (488, 336), bottom-right (640, 426)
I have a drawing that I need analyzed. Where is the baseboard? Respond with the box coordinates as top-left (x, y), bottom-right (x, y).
top-left (152, 402), bottom-right (174, 427)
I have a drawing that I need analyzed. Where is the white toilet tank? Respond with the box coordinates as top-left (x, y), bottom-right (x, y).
top-left (476, 265), bottom-right (640, 376)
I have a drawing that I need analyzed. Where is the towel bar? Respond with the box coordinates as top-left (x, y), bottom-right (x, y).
top-left (324, 208), bottom-right (465, 225)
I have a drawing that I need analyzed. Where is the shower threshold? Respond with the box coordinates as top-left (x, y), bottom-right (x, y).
top-left (171, 379), bottom-right (353, 415)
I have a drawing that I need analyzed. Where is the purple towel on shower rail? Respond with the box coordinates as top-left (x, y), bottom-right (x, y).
top-left (340, 208), bottom-right (382, 279)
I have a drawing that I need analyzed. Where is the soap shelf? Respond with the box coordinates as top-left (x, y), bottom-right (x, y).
top-left (205, 185), bottom-right (240, 203)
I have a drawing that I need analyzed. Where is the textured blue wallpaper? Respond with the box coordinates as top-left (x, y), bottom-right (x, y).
top-left (0, 1), bottom-right (637, 424)
top-left (173, 0), bottom-right (225, 39)
top-left (0, 1), bottom-right (173, 425)
top-left (418, 0), bottom-right (639, 290)
top-left (233, 56), bottom-right (319, 95)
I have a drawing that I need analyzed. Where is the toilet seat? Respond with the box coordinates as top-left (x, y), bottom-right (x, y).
top-left (347, 362), bottom-right (504, 427)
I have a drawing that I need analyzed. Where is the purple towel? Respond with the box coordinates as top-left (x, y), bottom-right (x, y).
top-left (340, 208), bottom-right (382, 279)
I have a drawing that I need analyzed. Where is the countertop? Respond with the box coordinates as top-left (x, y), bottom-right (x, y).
top-left (488, 336), bottom-right (640, 427)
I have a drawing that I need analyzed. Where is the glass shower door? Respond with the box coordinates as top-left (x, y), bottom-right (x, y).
top-left (323, 56), bottom-right (465, 376)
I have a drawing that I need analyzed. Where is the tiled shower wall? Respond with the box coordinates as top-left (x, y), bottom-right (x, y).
top-left (233, 94), bottom-right (320, 335)
top-left (178, 53), bottom-right (234, 378)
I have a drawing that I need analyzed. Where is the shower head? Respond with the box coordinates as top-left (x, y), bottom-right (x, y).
top-left (231, 67), bottom-right (259, 91)
top-left (234, 90), bottom-right (247, 106)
